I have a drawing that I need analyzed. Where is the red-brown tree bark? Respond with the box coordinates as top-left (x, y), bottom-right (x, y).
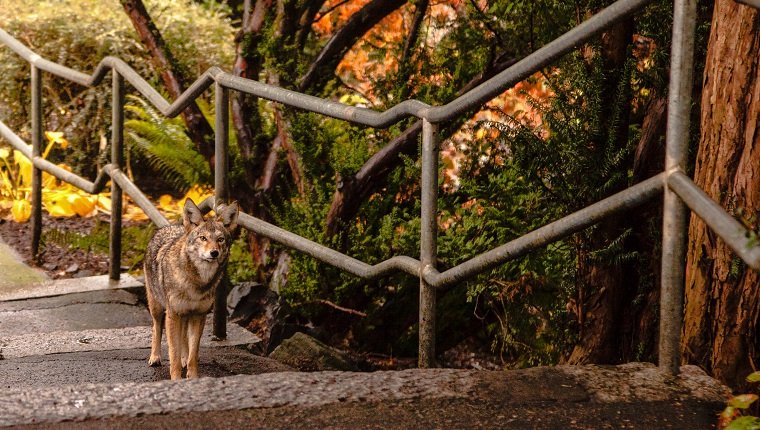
top-left (682, 0), bottom-right (760, 388)
top-left (565, 17), bottom-right (635, 364)
top-left (119, 0), bottom-right (215, 165)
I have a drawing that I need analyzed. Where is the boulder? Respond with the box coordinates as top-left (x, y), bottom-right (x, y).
top-left (269, 332), bottom-right (359, 371)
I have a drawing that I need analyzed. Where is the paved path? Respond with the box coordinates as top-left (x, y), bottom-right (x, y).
top-left (0, 240), bottom-right (732, 429)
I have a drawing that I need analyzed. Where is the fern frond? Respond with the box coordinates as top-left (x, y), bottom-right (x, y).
top-left (123, 95), bottom-right (211, 192)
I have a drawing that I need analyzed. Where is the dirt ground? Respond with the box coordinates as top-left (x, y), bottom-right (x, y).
top-left (0, 215), bottom-right (137, 279)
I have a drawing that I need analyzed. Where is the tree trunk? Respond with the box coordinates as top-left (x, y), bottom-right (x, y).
top-left (565, 18), bottom-right (635, 364)
top-left (682, 0), bottom-right (760, 389)
top-left (120, 0), bottom-right (215, 165)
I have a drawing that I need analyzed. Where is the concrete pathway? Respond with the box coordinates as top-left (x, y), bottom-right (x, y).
top-left (0, 241), bottom-right (733, 429)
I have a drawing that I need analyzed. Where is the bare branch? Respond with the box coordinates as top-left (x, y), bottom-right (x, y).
top-left (314, 299), bottom-right (367, 317)
top-left (400, 0), bottom-right (429, 64)
top-left (313, 0), bottom-right (351, 23)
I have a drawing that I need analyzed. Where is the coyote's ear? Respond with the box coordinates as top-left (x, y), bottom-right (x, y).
top-left (217, 201), bottom-right (239, 231)
top-left (183, 198), bottom-right (203, 232)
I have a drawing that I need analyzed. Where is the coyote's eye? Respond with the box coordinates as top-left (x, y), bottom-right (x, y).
top-left (217, 237), bottom-right (225, 244)
top-left (199, 236), bottom-right (207, 242)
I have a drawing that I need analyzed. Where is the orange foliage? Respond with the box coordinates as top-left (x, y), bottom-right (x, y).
top-left (311, 1), bottom-right (553, 190)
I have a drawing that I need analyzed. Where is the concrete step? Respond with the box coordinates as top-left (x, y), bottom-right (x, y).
top-left (0, 319), bottom-right (260, 359)
top-left (0, 364), bottom-right (730, 429)
top-left (0, 289), bottom-right (150, 336)
top-left (0, 277), bottom-right (267, 390)
top-left (0, 347), bottom-right (291, 389)
top-left (0, 274), bottom-right (142, 302)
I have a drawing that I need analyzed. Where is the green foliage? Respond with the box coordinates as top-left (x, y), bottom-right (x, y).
top-left (725, 417), bottom-right (760, 430)
top-left (0, 0), bottom-right (233, 176)
top-left (720, 373), bottom-right (760, 429)
top-left (228, 230), bottom-right (258, 285)
top-left (42, 220), bottom-right (155, 271)
top-left (124, 95), bottom-right (211, 192)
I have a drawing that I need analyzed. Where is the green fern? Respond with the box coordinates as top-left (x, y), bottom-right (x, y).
top-left (124, 95), bottom-right (211, 192)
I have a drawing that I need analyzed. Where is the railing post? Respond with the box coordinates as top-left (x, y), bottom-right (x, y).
top-left (419, 119), bottom-right (438, 368)
top-left (659, 0), bottom-right (696, 376)
top-left (110, 70), bottom-right (124, 281)
top-left (213, 81), bottom-right (230, 340)
top-left (30, 65), bottom-right (42, 262)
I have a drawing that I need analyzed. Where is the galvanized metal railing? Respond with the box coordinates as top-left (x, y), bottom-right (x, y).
top-left (0, 0), bottom-right (758, 373)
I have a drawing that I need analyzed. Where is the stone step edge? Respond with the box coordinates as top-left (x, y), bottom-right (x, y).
top-left (0, 274), bottom-right (143, 302)
top-left (0, 365), bottom-right (731, 428)
top-left (0, 318), bottom-right (261, 359)
top-left (0, 369), bottom-right (475, 427)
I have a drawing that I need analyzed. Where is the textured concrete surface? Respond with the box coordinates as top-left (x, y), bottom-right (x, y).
top-left (0, 319), bottom-right (260, 359)
top-left (0, 365), bottom-right (729, 428)
top-left (0, 274), bottom-right (142, 302)
top-left (0, 290), bottom-right (149, 336)
top-left (0, 347), bottom-right (291, 389)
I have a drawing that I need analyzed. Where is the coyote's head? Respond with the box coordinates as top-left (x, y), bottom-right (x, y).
top-left (182, 198), bottom-right (239, 265)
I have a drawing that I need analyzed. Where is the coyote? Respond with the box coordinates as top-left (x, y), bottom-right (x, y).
top-left (144, 198), bottom-right (239, 380)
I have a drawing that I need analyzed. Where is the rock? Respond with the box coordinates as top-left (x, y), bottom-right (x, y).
top-left (269, 332), bottom-right (359, 371)
top-left (65, 263), bottom-right (79, 273)
top-left (226, 282), bottom-right (265, 320)
top-left (73, 270), bottom-right (94, 278)
top-left (226, 281), bottom-right (307, 354)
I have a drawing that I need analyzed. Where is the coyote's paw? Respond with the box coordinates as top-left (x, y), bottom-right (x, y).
top-left (148, 355), bottom-right (162, 367)
top-left (181, 356), bottom-right (188, 369)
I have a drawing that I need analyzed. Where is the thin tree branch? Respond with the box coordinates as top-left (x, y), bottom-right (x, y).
top-left (297, 0), bottom-right (327, 50)
top-left (314, 299), bottom-right (367, 317)
top-left (313, 0), bottom-right (351, 23)
top-left (298, 0), bottom-right (408, 92)
top-left (401, 0), bottom-right (429, 64)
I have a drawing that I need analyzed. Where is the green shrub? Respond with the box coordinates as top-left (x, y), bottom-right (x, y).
top-left (0, 0), bottom-right (233, 177)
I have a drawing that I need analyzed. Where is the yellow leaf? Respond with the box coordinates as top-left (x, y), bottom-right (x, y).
top-left (42, 171), bottom-right (57, 189)
top-left (43, 191), bottom-right (76, 217)
top-left (183, 185), bottom-right (213, 207)
top-left (44, 131), bottom-right (69, 149)
top-left (11, 199), bottom-right (31, 223)
top-left (158, 194), bottom-right (176, 212)
top-left (68, 193), bottom-right (97, 217)
top-left (123, 204), bottom-right (148, 221)
top-left (13, 150), bottom-right (32, 188)
top-left (0, 148), bottom-right (9, 159)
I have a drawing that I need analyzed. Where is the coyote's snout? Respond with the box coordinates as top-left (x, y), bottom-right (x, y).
top-left (143, 198), bottom-right (239, 380)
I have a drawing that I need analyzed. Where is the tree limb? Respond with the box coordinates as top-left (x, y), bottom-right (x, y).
top-left (297, 0), bottom-right (327, 50)
top-left (324, 54), bottom-right (518, 235)
top-left (400, 0), bottom-right (429, 63)
top-left (120, 0), bottom-right (215, 165)
top-left (298, 0), bottom-right (408, 92)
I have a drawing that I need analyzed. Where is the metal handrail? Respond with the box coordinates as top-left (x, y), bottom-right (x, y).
top-left (0, 0), bottom-right (758, 372)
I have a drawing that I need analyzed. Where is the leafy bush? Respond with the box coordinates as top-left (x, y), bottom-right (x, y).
top-left (124, 95), bottom-right (212, 192)
top-left (0, 0), bottom-right (233, 178)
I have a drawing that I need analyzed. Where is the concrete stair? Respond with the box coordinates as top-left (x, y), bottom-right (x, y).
top-left (0, 242), bottom-right (734, 429)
